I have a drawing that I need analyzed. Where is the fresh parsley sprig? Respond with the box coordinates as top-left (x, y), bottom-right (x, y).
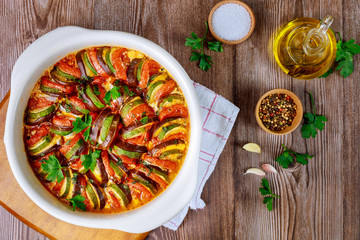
top-left (276, 144), bottom-right (314, 169)
top-left (41, 155), bottom-right (65, 183)
top-left (104, 86), bottom-right (121, 105)
top-left (185, 21), bottom-right (223, 71)
top-left (301, 92), bottom-right (327, 139)
top-left (259, 178), bottom-right (280, 212)
top-left (72, 114), bottom-right (92, 141)
top-left (81, 150), bottom-right (101, 172)
top-left (321, 33), bottom-right (360, 78)
top-left (68, 195), bottom-right (86, 211)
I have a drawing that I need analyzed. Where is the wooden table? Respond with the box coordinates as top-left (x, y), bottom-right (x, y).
top-left (1, 0), bottom-right (359, 239)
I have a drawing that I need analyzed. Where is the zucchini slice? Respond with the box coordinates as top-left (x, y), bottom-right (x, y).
top-left (106, 183), bottom-right (129, 207)
top-left (28, 104), bottom-right (56, 120)
top-left (103, 47), bottom-right (116, 74)
top-left (82, 51), bottom-right (98, 77)
top-left (86, 182), bottom-right (100, 210)
top-left (109, 160), bottom-right (125, 180)
top-left (99, 115), bottom-right (114, 143)
top-left (28, 134), bottom-right (61, 156)
top-left (120, 96), bottom-right (143, 120)
top-left (59, 168), bottom-right (73, 198)
top-left (85, 84), bottom-right (105, 109)
top-left (113, 145), bottom-right (142, 159)
top-left (146, 77), bottom-right (166, 101)
top-left (64, 138), bottom-right (85, 160)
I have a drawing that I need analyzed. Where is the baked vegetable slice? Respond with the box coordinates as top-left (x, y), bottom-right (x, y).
top-left (112, 140), bottom-right (147, 159)
top-left (152, 117), bottom-right (187, 142)
top-left (40, 76), bottom-right (76, 95)
top-left (50, 115), bottom-right (74, 136)
top-left (26, 97), bottom-right (57, 125)
top-left (105, 183), bottom-right (130, 208)
top-left (120, 96), bottom-right (155, 126)
top-left (60, 133), bottom-right (85, 160)
top-left (150, 139), bottom-right (187, 161)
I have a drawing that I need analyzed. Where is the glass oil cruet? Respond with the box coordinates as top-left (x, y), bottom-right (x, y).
top-left (273, 15), bottom-right (337, 79)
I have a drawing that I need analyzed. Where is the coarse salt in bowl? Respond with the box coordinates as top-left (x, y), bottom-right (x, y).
top-left (208, 0), bottom-right (255, 44)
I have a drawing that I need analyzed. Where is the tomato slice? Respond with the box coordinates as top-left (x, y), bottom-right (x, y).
top-left (88, 49), bottom-right (110, 77)
top-left (28, 97), bottom-right (53, 111)
top-left (119, 155), bottom-right (137, 166)
top-left (153, 79), bottom-right (176, 102)
top-left (136, 164), bottom-right (168, 188)
top-left (158, 104), bottom-right (188, 121)
top-left (92, 76), bottom-right (107, 85)
top-left (101, 150), bottom-right (115, 178)
top-left (94, 84), bottom-right (107, 102)
top-left (52, 115), bottom-right (73, 127)
top-left (111, 48), bottom-right (128, 79)
top-left (69, 96), bottom-right (88, 110)
top-left (57, 62), bottom-right (81, 78)
top-left (142, 154), bottom-right (178, 171)
top-left (41, 76), bottom-right (76, 94)
top-left (59, 133), bottom-right (82, 156)
top-left (52, 177), bottom-right (65, 192)
top-left (69, 158), bottom-right (83, 171)
top-left (127, 181), bottom-right (152, 200)
top-left (109, 191), bottom-right (121, 208)
top-left (138, 60), bottom-right (160, 89)
top-left (25, 124), bottom-right (50, 146)
top-left (123, 103), bottom-right (155, 126)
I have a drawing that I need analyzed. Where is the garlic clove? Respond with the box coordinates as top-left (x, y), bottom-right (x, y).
top-left (244, 168), bottom-right (266, 176)
top-left (243, 143), bottom-right (261, 153)
top-left (262, 164), bottom-right (277, 174)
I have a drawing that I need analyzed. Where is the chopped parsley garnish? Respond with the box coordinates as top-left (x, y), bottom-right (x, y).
top-left (104, 86), bottom-right (121, 104)
top-left (81, 150), bottom-right (101, 172)
top-left (41, 155), bottom-right (64, 183)
top-left (72, 114), bottom-right (92, 141)
top-left (140, 115), bottom-right (149, 124)
top-left (68, 195), bottom-right (86, 211)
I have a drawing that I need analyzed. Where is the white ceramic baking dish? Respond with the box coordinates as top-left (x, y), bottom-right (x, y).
top-left (4, 26), bottom-right (201, 233)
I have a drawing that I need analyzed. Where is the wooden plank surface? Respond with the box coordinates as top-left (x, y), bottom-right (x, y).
top-left (0, 0), bottom-right (359, 239)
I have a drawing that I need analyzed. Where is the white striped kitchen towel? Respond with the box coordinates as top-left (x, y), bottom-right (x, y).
top-left (163, 82), bottom-right (239, 230)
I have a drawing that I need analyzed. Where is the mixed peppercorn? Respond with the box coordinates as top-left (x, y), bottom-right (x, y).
top-left (258, 93), bottom-right (297, 131)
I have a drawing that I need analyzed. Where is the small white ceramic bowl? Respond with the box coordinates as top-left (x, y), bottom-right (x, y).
top-left (4, 26), bottom-right (201, 233)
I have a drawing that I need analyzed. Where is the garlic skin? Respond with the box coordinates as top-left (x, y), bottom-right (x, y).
top-left (244, 168), bottom-right (266, 176)
top-left (262, 164), bottom-right (277, 174)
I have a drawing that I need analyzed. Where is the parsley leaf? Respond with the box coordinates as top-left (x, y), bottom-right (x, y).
top-left (321, 33), bottom-right (360, 78)
top-left (104, 86), bottom-right (121, 105)
top-left (185, 21), bottom-right (222, 71)
top-left (185, 32), bottom-right (202, 50)
top-left (208, 41), bottom-right (224, 52)
top-left (140, 115), bottom-right (149, 124)
top-left (276, 144), bottom-right (314, 169)
top-left (41, 155), bottom-right (64, 183)
top-left (81, 150), bottom-right (101, 172)
top-left (301, 92), bottom-right (327, 139)
top-left (93, 85), bottom-right (101, 96)
top-left (68, 195), bottom-right (86, 211)
top-left (72, 114), bottom-right (92, 141)
top-left (259, 178), bottom-right (279, 212)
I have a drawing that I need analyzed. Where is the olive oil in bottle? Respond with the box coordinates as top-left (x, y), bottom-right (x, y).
top-left (273, 16), bottom-right (337, 79)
